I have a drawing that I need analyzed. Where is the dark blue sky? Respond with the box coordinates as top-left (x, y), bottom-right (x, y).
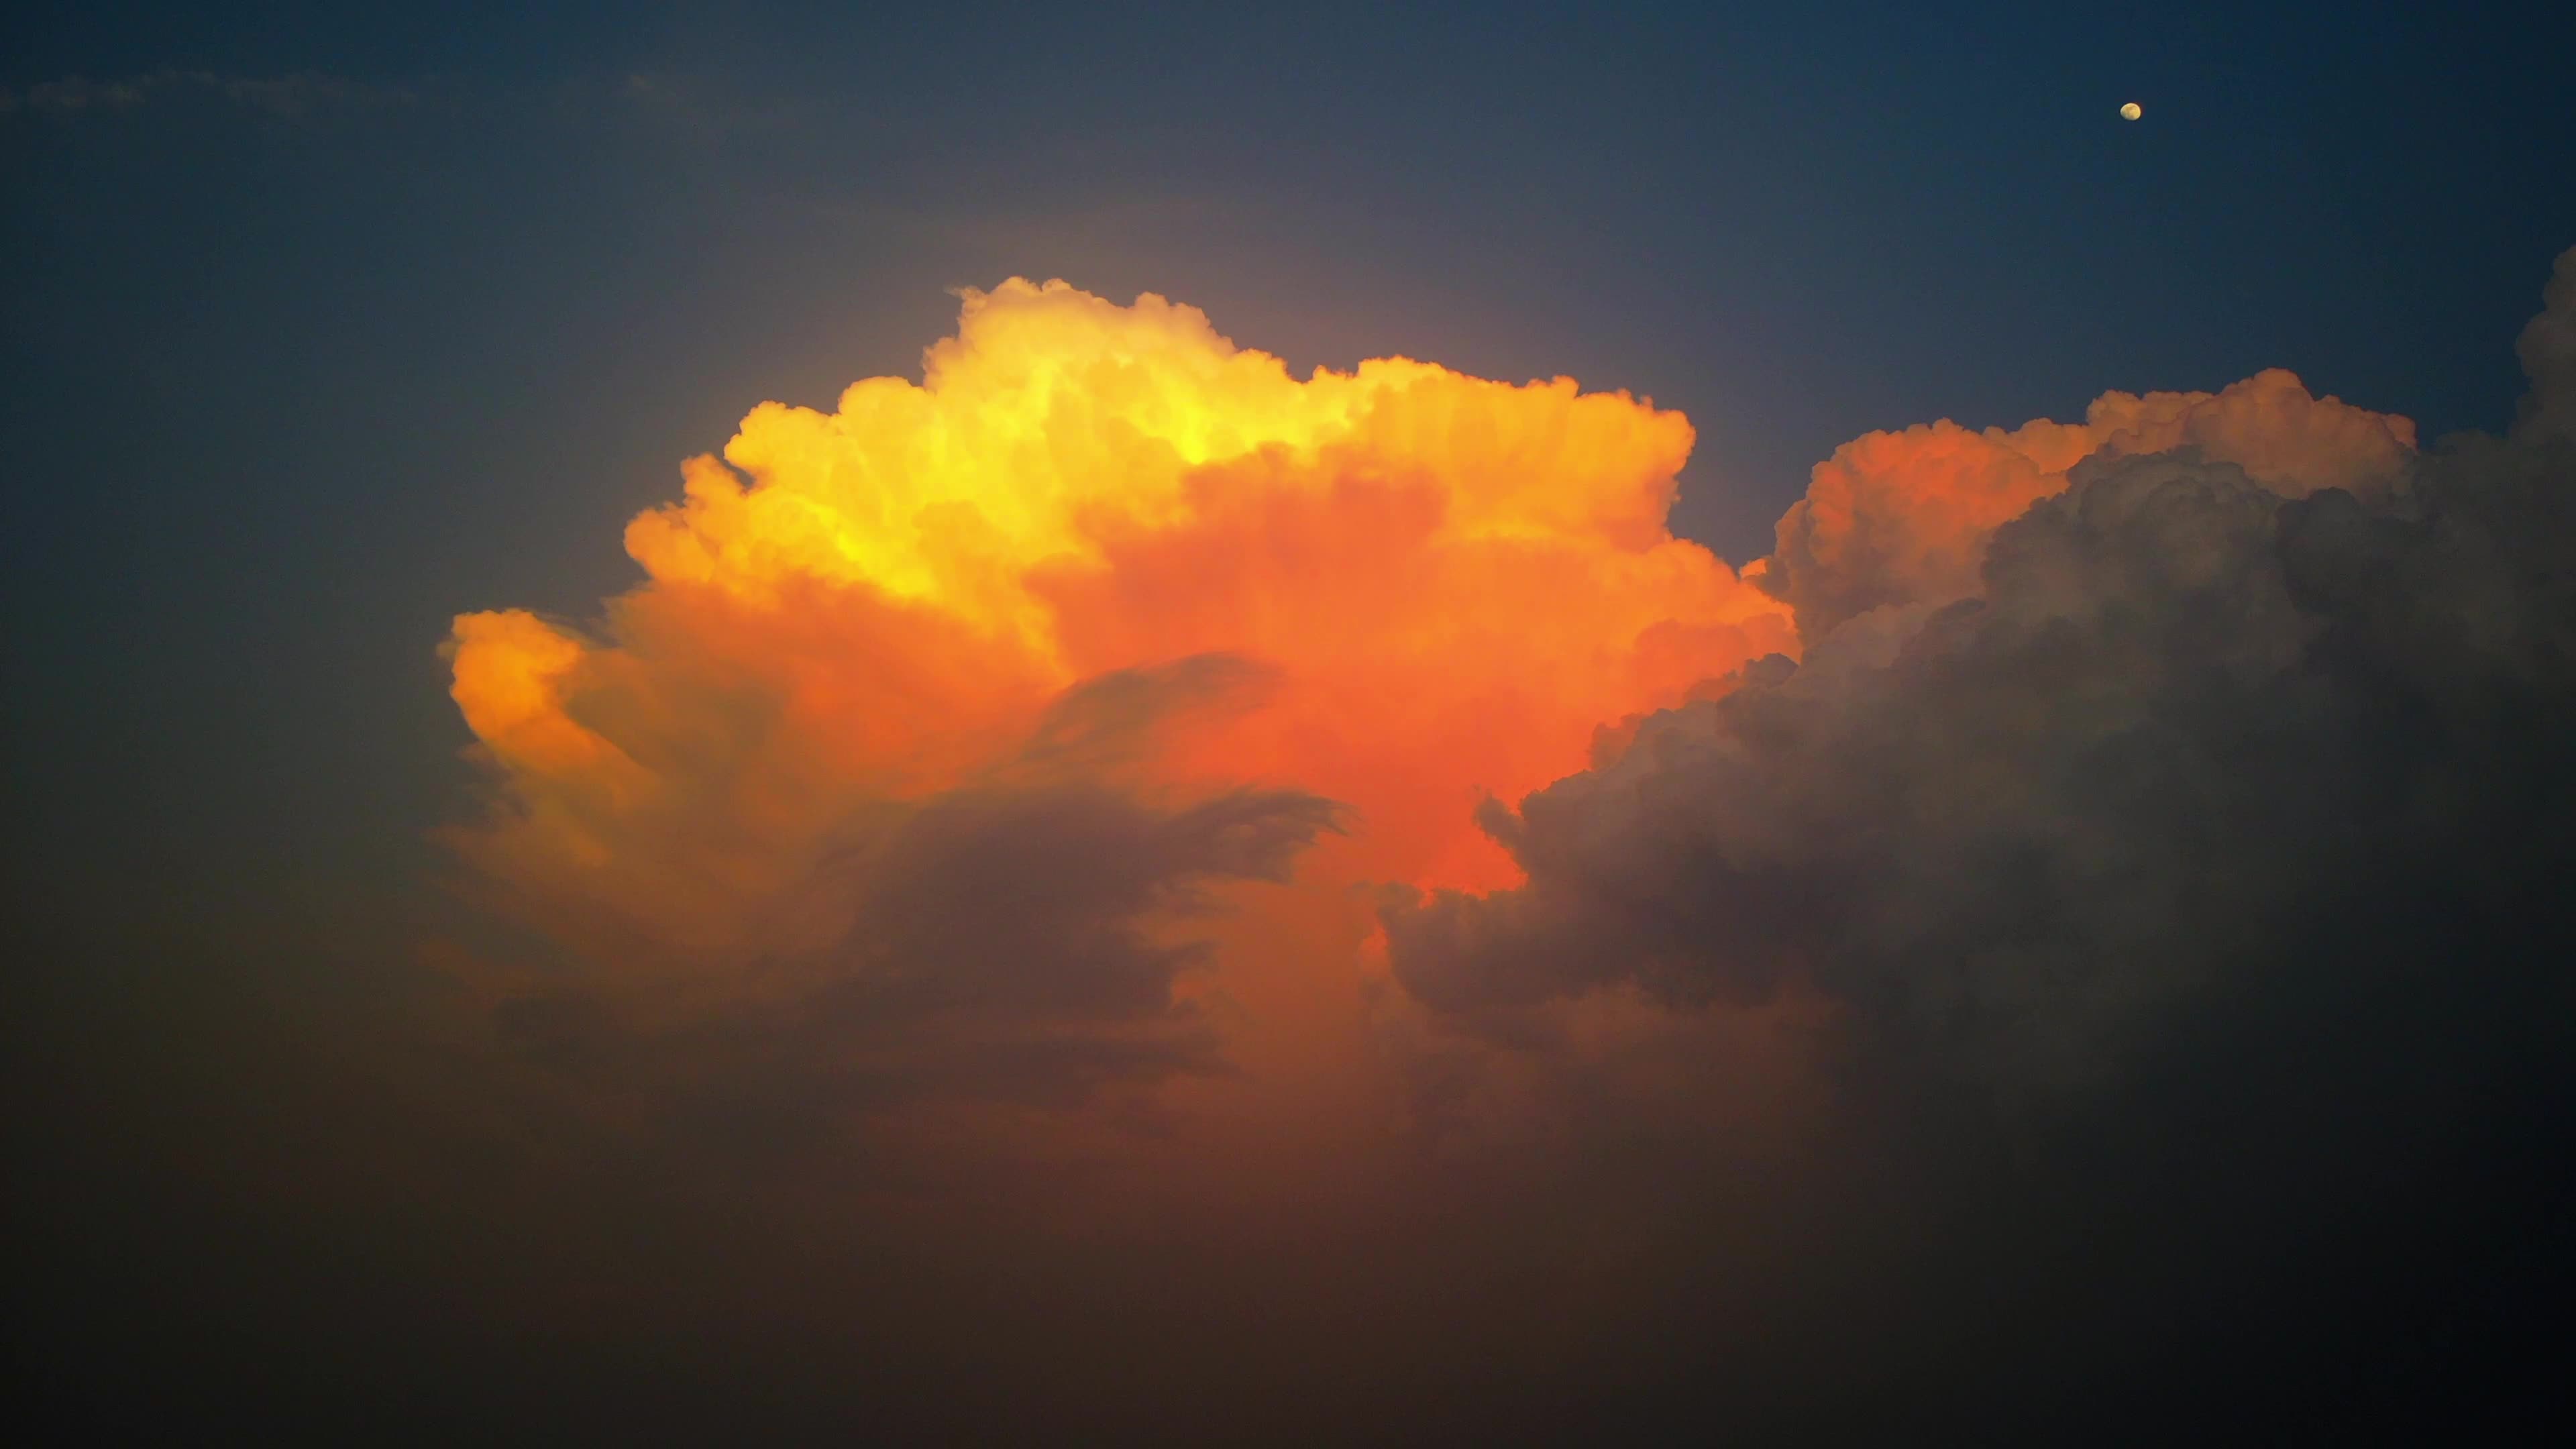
top-left (6, 0), bottom-right (2572, 942)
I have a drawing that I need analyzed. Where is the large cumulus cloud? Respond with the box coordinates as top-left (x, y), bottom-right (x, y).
top-left (435, 280), bottom-right (1790, 1148)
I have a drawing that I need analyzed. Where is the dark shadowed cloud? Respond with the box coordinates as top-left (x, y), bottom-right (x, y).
top-left (1380, 246), bottom-right (2576, 1434)
top-left (468, 653), bottom-right (1341, 1166)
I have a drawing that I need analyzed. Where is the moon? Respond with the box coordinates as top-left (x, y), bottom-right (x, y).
top-left (2120, 101), bottom-right (2143, 121)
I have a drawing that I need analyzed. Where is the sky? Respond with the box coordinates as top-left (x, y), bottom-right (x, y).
top-left (8, 2), bottom-right (2576, 1440)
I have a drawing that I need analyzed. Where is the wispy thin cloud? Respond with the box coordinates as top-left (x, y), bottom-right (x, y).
top-left (0, 69), bottom-right (415, 119)
top-left (592, 69), bottom-right (816, 147)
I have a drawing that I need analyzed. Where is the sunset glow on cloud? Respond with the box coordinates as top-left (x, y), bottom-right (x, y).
top-left (445, 281), bottom-right (1792, 1019)
top-left (1762, 368), bottom-right (2418, 635)
top-left (441, 278), bottom-right (2475, 1152)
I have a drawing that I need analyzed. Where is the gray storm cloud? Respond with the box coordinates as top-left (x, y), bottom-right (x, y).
top-left (1387, 250), bottom-right (2576, 1125)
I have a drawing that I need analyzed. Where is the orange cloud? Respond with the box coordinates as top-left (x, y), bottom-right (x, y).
top-left (1761, 368), bottom-right (2418, 636)
top-left (443, 280), bottom-right (1793, 1102)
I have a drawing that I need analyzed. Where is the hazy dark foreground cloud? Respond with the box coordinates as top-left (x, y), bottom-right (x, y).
top-left (456, 653), bottom-right (1339, 1158)
top-left (506, 782), bottom-right (1338, 1157)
